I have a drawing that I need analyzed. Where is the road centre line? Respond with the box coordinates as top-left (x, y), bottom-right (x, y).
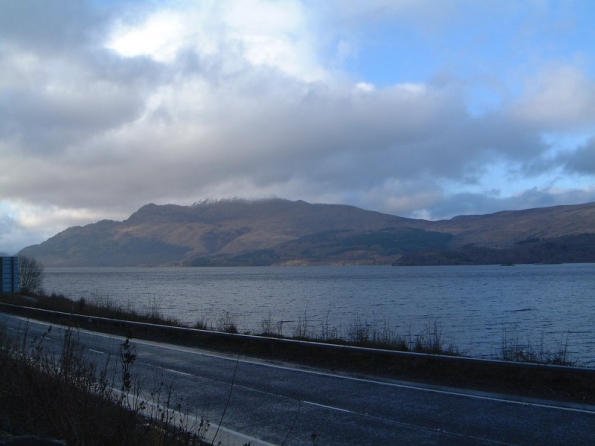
top-left (140, 360), bottom-right (300, 404)
top-left (88, 348), bottom-right (105, 354)
top-left (302, 400), bottom-right (354, 414)
top-left (164, 368), bottom-right (193, 377)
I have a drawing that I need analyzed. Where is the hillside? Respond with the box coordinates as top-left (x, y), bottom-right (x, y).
top-left (430, 202), bottom-right (595, 247)
top-left (18, 199), bottom-right (595, 266)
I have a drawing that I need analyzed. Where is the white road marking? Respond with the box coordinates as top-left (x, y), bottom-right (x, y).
top-left (302, 400), bottom-right (354, 414)
top-left (165, 368), bottom-right (193, 377)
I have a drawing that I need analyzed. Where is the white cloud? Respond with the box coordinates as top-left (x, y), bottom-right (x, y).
top-left (107, 10), bottom-right (186, 62)
top-left (354, 82), bottom-right (375, 92)
top-left (512, 65), bottom-right (595, 131)
top-left (105, 0), bottom-right (327, 81)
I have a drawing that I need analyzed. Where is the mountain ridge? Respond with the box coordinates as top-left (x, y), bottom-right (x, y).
top-left (18, 198), bottom-right (595, 266)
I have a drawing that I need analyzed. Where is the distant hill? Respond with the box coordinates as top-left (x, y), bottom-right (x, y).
top-left (430, 202), bottom-right (595, 247)
top-left (18, 199), bottom-right (595, 266)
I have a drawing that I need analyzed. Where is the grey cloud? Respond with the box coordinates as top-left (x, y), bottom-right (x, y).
top-left (0, 213), bottom-right (13, 235)
top-left (0, 67), bottom-right (556, 213)
top-left (0, 3), bottom-right (168, 156)
top-left (0, 1), bottom-right (550, 195)
top-left (0, 0), bottom-right (111, 54)
top-left (0, 80), bottom-right (146, 154)
top-left (0, 0), bottom-right (154, 56)
top-left (559, 138), bottom-right (595, 176)
top-left (197, 81), bottom-right (545, 191)
top-left (510, 66), bottom-right (595, 133)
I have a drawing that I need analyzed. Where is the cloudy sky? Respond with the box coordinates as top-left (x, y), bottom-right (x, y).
top-left (2, 0), bottom-right (595, 254)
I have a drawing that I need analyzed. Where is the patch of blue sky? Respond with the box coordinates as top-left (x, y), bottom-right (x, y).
top-left (541, 132), bottom-right (593, 154)
top-left (440, 160), bottom-right (549, 198)
top-left (342, 1), bottom-right (595, 103)
top-left (341, 24), bottom-right (439, 87)
top-left (0, 204), bottom-right (17, 251)
top-left (343, 9), bottom-right (499, 81)
top-left (441, 158), bottom-right (595, 206)
top-left (0, 202), bottom-right (16, 219)
top-left (464, 84), bottom-right (505, 117)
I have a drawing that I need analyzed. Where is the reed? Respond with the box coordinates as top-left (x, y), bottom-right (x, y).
top-left (500, 328), bottom-right (572, 365)
top-left (0, 292), bottom-right (576, 364)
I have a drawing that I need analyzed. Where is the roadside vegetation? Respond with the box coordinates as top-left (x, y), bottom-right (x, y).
top-left (0, 322), bottom-right (208, 445)
top-left (0, 290), bottom-right (574, 365)
top-left (17, 255), bottom-right (45, 295)
top-left (1, 291), bottom-right (460, 356)
top-left (500, 328), bottom-right (573, 366)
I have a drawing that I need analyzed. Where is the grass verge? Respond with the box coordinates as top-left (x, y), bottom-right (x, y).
top-left (0, 320), bottom-right (208, 445)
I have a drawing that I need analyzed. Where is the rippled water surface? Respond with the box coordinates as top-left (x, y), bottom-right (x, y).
top-left (43, 264), bottom-right (595, 366)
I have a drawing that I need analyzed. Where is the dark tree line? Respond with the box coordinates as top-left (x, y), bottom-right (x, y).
top-left (394, 233), bottom-right (595, 266)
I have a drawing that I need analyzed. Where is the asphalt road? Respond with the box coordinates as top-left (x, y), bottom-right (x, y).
top-left (2, 313), bottom-right (595, 445)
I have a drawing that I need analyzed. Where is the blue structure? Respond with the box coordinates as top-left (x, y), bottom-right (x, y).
top-left (0, 257), bottom-right (19, 293)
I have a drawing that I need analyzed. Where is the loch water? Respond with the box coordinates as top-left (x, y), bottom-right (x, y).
top-left (43, 264), bottom-right (595, 366)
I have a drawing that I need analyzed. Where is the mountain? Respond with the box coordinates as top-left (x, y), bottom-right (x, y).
top-left (18, 199), bottom-right (595, 267)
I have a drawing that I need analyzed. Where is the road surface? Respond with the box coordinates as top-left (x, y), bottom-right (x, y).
top-left (2, 313), bottom-right (594, 445)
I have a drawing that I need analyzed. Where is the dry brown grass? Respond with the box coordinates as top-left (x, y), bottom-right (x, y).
top-left (0, 322), bottom-right (207, 445)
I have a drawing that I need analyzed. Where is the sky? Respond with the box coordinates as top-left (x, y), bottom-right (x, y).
top-left (2, 0), bottom-right (595, 254)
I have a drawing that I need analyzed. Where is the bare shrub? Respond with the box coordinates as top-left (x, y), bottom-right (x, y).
top-left (18, 256), bottom-right (45, 295)
top-left (216, 311), bottom-right (238, 334)
top-left (260, 312), bottom-right (277, 336)
top-left (347, 316), bottom-right (408, 350)
top-left (500, 328), bottom-right (573, 365)
top-left (193, 316), bottom-right (210, 330)
top-left (320, 311), bottom-right (339, 342)
top-left (293, 311), bottom-right (313, 339)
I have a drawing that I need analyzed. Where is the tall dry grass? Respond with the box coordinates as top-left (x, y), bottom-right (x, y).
top-left (0, 322), bottom-right (208, 445)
